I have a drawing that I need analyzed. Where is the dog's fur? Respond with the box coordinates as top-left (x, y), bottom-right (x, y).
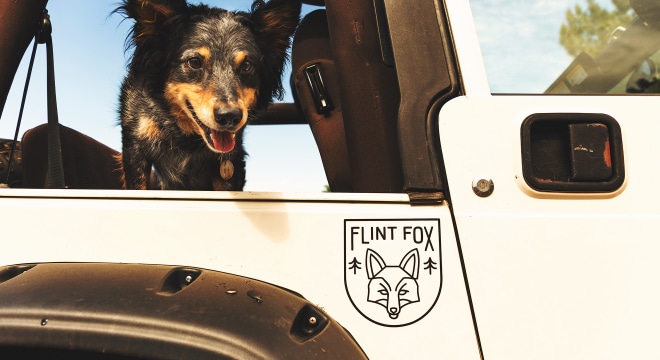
top-left (116, 0), bottom-right (300, 190)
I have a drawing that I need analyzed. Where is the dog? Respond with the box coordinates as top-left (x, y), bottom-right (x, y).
top-left (116, 0), bottom-right (300, 190)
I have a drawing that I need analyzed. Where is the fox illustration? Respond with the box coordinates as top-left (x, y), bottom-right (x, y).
top-left (366, 248), bottom-right (420, 319)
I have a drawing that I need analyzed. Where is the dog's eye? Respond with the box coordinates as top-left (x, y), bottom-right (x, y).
top-left (187, 57), bottom-right (203, 70)
top-left (240, 61), bottom-right (254, 74)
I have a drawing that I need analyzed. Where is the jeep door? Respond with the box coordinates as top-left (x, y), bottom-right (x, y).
top-left (0, 1), bottom-right (480, 358)
top-left (441, 0), bottom-right (660, 358)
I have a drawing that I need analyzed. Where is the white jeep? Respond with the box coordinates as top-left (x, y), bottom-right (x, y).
top-left (0, 0), bottom-right (658, 358)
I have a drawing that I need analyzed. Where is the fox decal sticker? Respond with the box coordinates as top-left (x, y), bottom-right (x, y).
top-left (366, 248), bottom-right (421, 319)
top-left (345, 219), bottom-right (441, 326)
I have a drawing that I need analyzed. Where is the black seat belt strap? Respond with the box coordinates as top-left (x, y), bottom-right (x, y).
top-left (5, 10), bottom-right (65, 189)
top-left (40, 11), bottom-right (65, 188)
top-left (4, 32), bottom-right (39, 186)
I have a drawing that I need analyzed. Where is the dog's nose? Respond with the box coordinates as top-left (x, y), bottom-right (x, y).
top-left (214, 107), bottom-right (243, 128)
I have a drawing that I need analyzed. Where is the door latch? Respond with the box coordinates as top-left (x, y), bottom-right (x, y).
top-left (521, 113), bottom-right (624, 192)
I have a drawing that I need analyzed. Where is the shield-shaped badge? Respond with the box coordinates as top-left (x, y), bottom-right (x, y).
top-left (344, 219), bottom-right (442, 326)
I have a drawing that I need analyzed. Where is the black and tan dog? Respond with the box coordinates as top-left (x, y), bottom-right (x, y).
top-left (116, 0), bottom-right (300, 190)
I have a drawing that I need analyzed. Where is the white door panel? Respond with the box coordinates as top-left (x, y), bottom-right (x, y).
top-left (440, 95), bottom-right (660, 359)
top-left (0, 190), bottom-right (480, 359)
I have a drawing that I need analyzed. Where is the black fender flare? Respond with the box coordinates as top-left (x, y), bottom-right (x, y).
top-left (0, 263), bottom-right (367, 359)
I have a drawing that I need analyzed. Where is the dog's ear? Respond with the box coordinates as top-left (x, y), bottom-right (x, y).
top-left (116, 0), bottom-right (188, 47)
top-left (250, 0), bottom-right (301, 104)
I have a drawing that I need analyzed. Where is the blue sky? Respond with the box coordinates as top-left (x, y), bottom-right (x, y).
top-left (0, 1), bottom-right (325, 192)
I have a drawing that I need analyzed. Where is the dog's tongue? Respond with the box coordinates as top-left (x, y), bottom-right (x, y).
top-left (211, 130), bottom-right (235, 153)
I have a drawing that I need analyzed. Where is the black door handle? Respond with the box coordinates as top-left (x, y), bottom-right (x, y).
top-left (521, 113), bottom-right (625, 192)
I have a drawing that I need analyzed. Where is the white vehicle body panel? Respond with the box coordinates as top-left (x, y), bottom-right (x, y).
top-left (1, 0), bottom-right (657, 358)
top-left (441, 1), bottom-right (660, 357)
top-left (440, 95), bottom-right (660, 358)
top-left (0, 189), bottom-right (480, 359)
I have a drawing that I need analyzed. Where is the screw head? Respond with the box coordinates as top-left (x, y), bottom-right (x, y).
top-left (472, 178), bottom-right (494, 197)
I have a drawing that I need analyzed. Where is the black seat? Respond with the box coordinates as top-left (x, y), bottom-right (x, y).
top-left (21, 124), bottom-right (124, 189)
top-left (291, 9), bottom-right (353, 192)
top-left (292, 0), bottom-right (403, 193)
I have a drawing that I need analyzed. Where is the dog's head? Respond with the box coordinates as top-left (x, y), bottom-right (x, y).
top-left (118, 0), bottom-right (300, 153)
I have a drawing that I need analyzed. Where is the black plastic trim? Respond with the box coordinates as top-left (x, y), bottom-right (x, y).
top-left (380, 0), bottom-right (462, 192)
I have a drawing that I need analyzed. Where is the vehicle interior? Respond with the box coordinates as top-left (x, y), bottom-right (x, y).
top-left (546, 0), bottom-right (660, 95)
top-left (0, 0), bottom-right (460, 198)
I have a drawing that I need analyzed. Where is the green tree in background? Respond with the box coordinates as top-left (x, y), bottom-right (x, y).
top-left (560, 0), bottom-right (635, 57)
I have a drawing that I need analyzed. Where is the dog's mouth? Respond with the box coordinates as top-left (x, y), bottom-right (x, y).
top-left (210, 129), bottom-right (236, 153)
top-left (186, 100), bottom-right (236, 153)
